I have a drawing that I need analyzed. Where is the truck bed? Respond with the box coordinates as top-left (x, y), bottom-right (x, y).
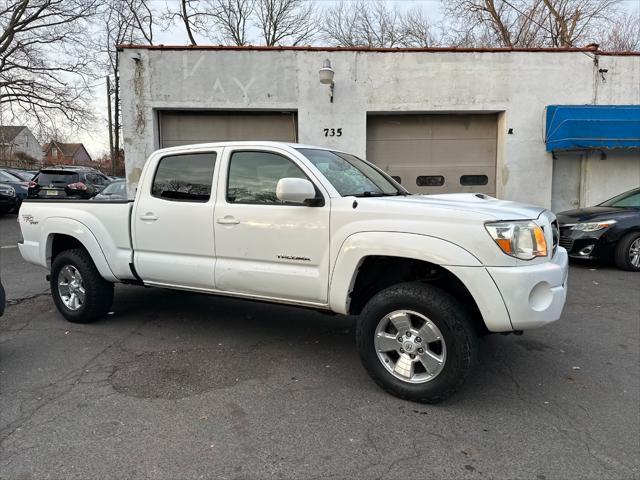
top-left (18, 199), bottom-right (136, 282)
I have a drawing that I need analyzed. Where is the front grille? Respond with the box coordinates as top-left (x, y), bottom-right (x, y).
top-left (551, 220), bottom-right (559, 255)
top-left (559, 236), bottom-right (574, 251)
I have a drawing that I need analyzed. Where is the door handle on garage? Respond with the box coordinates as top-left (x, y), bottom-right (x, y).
top-left (140, 213), bottom-right (158, 221)
top-left (217, 216), bottom-right (240, 225)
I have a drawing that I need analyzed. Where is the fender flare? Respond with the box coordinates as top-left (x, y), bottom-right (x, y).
top-left (328, 231), bottom-right (482, 314)
top-left (42, 217), bottom-right (118, 282)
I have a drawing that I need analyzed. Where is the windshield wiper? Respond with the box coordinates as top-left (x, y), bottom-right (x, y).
top-left (347, 190), bottom-right (410, 197)
top-left (346, 191), bottom-right (395, 197)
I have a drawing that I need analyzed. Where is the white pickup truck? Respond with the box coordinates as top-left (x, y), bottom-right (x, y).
top-left (18, 142), bottom-right (568, 402)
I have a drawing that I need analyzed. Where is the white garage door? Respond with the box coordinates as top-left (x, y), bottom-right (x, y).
top-left (159, 111), bottom-right (297, 148)
top-left (366, 114), bottom-right (498, 196)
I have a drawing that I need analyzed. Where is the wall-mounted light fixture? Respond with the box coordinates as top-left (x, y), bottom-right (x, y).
top-left (319, 59), bottom-right (335, 103)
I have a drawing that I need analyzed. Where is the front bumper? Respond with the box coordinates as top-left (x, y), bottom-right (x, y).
top-left (486, 248), bottom-right (569, 331)
top-left (559, 227), bottom-right (606, 258)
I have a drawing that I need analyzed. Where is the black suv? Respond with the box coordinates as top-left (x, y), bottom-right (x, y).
top-left (28, 166), bottom-right (111, 199)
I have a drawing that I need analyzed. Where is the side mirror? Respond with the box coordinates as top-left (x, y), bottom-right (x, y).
top-left (276, 178), bottom-right (317, 205)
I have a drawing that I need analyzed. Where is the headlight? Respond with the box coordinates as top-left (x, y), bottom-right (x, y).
top-left (571, 220), bottom-right (617, 232)
top-left (485, 221), bottom-right (548, 260)
top-left (0, 185), bottom-right (16, 197)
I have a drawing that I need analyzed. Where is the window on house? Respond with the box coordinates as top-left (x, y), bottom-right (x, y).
top-left (416, 175), bottom-right (445, 187)
top-left (460, 175), bottom-right (488, 186)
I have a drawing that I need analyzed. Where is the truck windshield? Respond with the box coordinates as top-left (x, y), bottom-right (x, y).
top-left (297, 148), bottom-right (406, 197)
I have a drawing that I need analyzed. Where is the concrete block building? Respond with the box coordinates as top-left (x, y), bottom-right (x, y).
top-left (119, 45), bottom-right (640, 211)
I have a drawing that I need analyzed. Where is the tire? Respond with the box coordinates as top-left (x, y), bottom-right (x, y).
top-left (50, 248), bottom-right (114, 323)
top-left (356, 282), bottom-right (478, 403)
top-left (614, 232), bottom-right (640, 271)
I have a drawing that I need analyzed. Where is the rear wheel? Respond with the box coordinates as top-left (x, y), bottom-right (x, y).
top-left (50, 249), bottom-right (114, 323)
top-left (356, 282), bottom-right (478, 403)
top-left (614, 232), bottom-right (640, 271)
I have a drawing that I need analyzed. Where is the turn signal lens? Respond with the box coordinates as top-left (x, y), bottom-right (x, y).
top-left (485, 221), bottom-right (548, 260)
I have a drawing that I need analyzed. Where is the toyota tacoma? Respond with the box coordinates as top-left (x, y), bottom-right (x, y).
top-left (18, 142), bottom-right (568, 403)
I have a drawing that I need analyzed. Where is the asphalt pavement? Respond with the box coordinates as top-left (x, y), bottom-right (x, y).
top-left (1, 212), bottom-right (639, 479)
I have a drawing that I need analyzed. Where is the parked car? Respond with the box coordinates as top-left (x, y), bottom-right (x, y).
top-left (93, 179), bottom-right (127, 201)
top-left (28, 166), bottom-right (111, 200)
top-left (2, 168), bottom-right (35, 182)
top-left (17, 142), bottom-right (568, 403)
top-left (557, 188), bottom-right (640, 271)
top-left (0, 170), bottom-right (28, 211)
top-left (0, 183), bottom-right (19, 214)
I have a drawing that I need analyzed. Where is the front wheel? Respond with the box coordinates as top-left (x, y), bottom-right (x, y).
top-left (614, 232), bottom-right (640, 271)
top-left (50, 249), bottom-right (114, 323)
top-left (356, 282), bottom-right (478, 403)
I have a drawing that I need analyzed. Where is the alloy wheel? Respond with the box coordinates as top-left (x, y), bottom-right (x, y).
top-left (374, 309), bottom-right (447, 384)
top-left (629, 238), bottom-right (640, 268)
top-left (58, 265), bottom-right (85, 311)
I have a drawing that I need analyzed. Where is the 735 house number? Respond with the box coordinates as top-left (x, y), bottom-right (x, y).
top-left (324, 128), bottom-right (342, 137)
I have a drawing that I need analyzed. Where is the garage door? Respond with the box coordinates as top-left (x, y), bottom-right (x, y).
top-left (366, 114), bottom-right (498, 195)
top-left (159, 111), bottom-right (297, 148)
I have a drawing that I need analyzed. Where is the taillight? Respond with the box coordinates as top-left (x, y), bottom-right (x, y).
top-left (28, 180), bottom-right (37, 188)
top-left (67, 182), bottom-right (87, 190)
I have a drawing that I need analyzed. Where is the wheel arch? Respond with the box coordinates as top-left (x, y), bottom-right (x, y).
top-left (43, 218), bottom-right (117, 282)
top-left (329, 232), bottom-right (513, 333)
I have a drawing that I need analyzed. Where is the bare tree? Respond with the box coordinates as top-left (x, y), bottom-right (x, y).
top-left (400, 6), bottom-right (439, 47)
top-left (207, 0), bottom-right (255, 45)
top-left (541, 0), bottom-right (621, 47)
top-left (96, 0), bottom-right (153, 172)
top-left (322, 0), bottom-right (405, 47)
top-left (602, 10), bottom-right (640, 51)
top-left (255, 0), bottom-right (317, 46)
top-left (0, 0), bottom-right (97, 133)
top-left (444, 0), bottom-right (547, 47)
top-left (161, 0), bottom-right (202, 45)
top-left (127, 0), bottom-right (154, 44)
top-left (445, 0), bottom-right (625, 48)
top-left (321, 0), bottom-right (361, 46)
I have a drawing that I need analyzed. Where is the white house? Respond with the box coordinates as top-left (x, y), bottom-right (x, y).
top-left (0, 125), bottom-right (43, 168)
top-left (118, 45), bottom-right (640, 211)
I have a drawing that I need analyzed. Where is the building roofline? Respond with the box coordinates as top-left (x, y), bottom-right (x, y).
top-left (117, 44), bottom-right (640, 56)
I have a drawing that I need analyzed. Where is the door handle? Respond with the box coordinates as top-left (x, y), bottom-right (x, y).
top-left (140, 213), bottom-right (158, 221)
top-left (217, 216), bottom-right (240, 225)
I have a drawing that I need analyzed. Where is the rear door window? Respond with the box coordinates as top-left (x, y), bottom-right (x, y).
top-left (35, 171), bottom-right (79, 186)
top-left (152, 152), bottom-right (217, 202)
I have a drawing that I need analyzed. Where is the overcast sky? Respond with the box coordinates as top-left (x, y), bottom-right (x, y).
top-left (79, 0), bottom-right (639, 159)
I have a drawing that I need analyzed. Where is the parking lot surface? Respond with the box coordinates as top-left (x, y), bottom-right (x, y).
top-left (1, 213), bottom-right (639, 479)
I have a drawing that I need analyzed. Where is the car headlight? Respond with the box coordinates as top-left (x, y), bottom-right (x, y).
top-left (0, 185), bottom-right (16, 197)
top-left (570, 219), bottom-right (617, 232)
top-left (485, 221), bottom-right (548, 260)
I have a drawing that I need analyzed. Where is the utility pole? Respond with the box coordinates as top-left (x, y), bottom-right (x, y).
top-left (106, 76), bottom-right (115, 176)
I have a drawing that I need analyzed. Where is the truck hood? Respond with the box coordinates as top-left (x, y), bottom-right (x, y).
top-left (373, 193), bottom-right (546, 221)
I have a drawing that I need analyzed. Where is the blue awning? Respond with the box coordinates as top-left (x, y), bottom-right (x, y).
top-left (545, 105), bottom-right (640, 152)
